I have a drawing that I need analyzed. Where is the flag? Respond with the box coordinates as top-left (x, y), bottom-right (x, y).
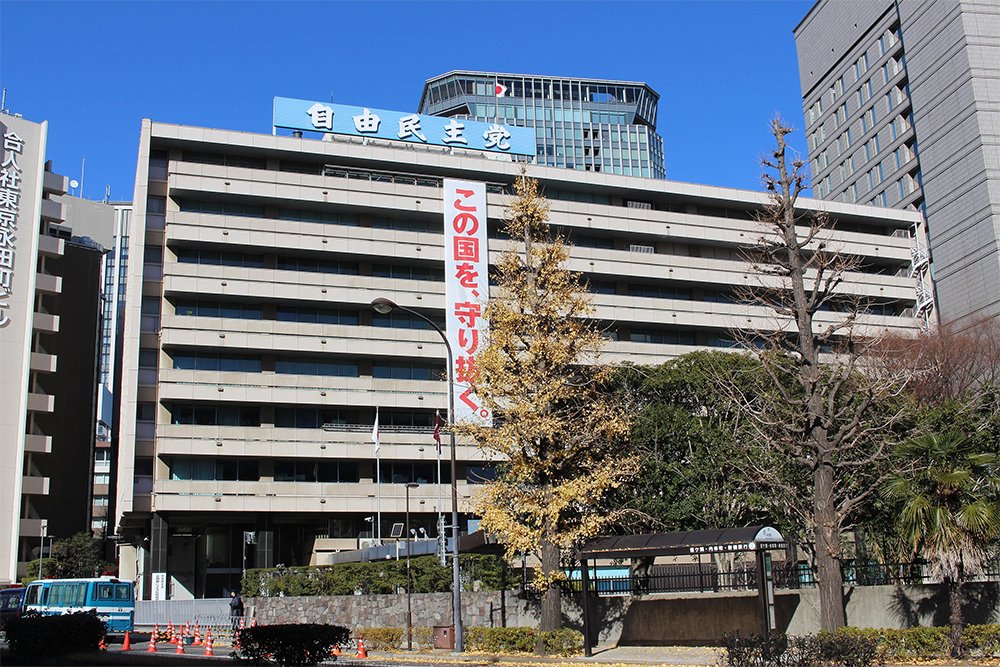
top-left (495, 83), bottom-right (507, 97)
top-left (433, 410), bottom-right (442, 455)
top-left (371, 407), bottom-right (380, 454)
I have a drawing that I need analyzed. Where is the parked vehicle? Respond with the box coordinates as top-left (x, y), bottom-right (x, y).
top-left (22, 577), bottom-right (134, 633)
top-left (0, 586), bottom-right (26, 631)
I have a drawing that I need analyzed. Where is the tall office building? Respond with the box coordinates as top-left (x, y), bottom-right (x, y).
top-left (0, 113), bottom-right (105, 583)
top-left (114, 95), bottom-right (922, 598)
top-left (419, 71), bottom-right (666, 179)
top-left (795, 0), bottom-right (1000, 327)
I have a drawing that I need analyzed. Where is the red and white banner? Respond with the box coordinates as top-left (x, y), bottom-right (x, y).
top-left (443, 180), bottom-right (491, 426)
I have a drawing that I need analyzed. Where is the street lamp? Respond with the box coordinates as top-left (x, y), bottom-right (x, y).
top-left (371, 297), bottom-right (463, 652)
top-left (404, 482), bottom-right (419, 651)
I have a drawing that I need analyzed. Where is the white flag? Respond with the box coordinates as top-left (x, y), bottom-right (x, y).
top-left (372, 407), bottom-right (380, 454)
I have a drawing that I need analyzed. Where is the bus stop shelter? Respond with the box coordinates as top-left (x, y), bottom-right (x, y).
top-left (577, 526), bottom-right (786, 655)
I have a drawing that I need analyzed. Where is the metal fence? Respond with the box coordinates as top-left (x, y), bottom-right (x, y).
top-left (135, 598), bottom-right (234, 627)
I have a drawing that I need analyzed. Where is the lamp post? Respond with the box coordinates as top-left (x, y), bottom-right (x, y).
top-left (371, 297), bottom-right (463, 652)
top-left (404, 482), bottom-right (419, 650)
top-left (38, 519), bottom-right (48, 580)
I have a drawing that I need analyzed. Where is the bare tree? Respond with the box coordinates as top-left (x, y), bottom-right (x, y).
top-left (727, 118), bottom-right (910, 630)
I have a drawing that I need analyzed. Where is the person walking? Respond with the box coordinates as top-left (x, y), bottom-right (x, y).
top-left (229, 591), bottom-right (244, 631)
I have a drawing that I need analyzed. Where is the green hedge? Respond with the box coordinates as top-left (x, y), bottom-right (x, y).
top-left (5, 611), bottom-right (106, 657)
top-left (234, 623), bottom-right (350, 666)
top-left (243, 553), bottom-right (508, 597)
top-left (721, 626), bottom-right (1000, 666)
top-left (465, 626), bottom-right (583, 656)
top-left (356, 626), bottom-right (404, 651)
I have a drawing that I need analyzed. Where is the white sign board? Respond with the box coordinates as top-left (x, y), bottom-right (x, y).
top-left (151, 572), bottom-right (167, 601)
top-left (443, 180), bottom-right (491, 426)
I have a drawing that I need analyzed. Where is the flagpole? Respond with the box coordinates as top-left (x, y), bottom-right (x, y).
top-left (435, 411), bottom-right (443, 538)
top-left (373, 407), bottom-right (382, 544)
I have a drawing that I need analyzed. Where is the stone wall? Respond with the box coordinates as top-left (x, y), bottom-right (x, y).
top-left (249, 582), bottom-right (1000, 646)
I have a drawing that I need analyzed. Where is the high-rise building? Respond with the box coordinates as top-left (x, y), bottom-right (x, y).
top-left (418, 71), bottom-right (666, 179)
top-left (0, 113), bottom-right (104, 583)
top-left (794, 0), bottom-right (1000, 327)
top-left (113, 100), bottom-right (922, 598)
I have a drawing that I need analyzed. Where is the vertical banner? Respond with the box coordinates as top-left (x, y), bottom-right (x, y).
top-left (443, 180), bottom-right (491, 426)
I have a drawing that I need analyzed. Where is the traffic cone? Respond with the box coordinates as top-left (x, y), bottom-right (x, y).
top-left (153, 623), bottom-right (160, 642)
top-left (98, 636), bottom-right (108, 651)
top-left (192, 625), bottom-right (202, 646)
top-left (204, 634), bottom-right (215, 657)
top-left (356, 637), bottom-right (368, 659)
top-left (121, 630), bottom-right (132, 651)
top-left (332, 644), bottom-right (342, 656)
top-left (147, 634), bottom-right (157, 653)
top-left (168, 623), bottom-right (177, 644)
top-left (175, 633), bottom-right (185, 654)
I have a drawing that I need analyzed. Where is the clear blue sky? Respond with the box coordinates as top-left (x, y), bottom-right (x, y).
top-left (0, 0), bottom-right (814, 202)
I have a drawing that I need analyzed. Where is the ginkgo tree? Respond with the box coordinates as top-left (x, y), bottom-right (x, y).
top-left (459, 172), bottom-right (637, 642)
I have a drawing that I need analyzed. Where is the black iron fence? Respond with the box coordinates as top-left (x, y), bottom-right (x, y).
top-left (557, 559), bottom-right (1000, 597)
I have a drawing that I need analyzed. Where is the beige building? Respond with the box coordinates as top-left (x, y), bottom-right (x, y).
top-left (114, 118), bottom-right (924, 599)
top-left (0, 113), bottom-right (72, 584)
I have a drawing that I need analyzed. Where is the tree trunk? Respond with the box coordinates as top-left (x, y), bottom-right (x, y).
top-left (948, 575), bottom-right (964, 657)
top-left (814, 463), bottom-right (847, 630)
top-left (537, 536), bottom-right (562, 652)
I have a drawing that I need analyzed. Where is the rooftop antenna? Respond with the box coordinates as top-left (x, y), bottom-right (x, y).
top-left (103, 185), bottom-right (110, 203)
top-left (80, 158), bottom-right (85, 199)
top-left (1, 88), bottom-right (6, 113)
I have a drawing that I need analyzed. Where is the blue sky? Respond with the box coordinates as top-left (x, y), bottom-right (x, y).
top-left (0, 0), bottom-right (814, 202)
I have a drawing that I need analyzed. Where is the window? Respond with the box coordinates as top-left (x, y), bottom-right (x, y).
top-left (275, 306), bottom-right (358, 325)
top-left (170, 404), bottom-right (261, 427)
top-left (275, 407), bottom-right (358, 429)
top-left (174, 300), bottom-right (263, 320)
top-left (94, 474), bottom-right (110, 485)
top-left (629, 329), bottom-right (695, 345)
top-left (136, 403), bottom-right (156, 421)
top-left (275, 357), bottom-right (359, 377)
top-left (372, 264), bottom-right (444, 282)
top-left (173, 351), bottom-right (262, 373)
top-left (372, 362), bottom-right (443, 381)
top-left (317, 461), bottom-right (360, 483)
top-left (372, 311), bottom-right (445, 330)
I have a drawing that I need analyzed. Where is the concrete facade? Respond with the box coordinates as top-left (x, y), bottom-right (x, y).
top-left (795, 0), bottom-right (1000, 328)
top-left (114, 118), bottom-right (923, 600)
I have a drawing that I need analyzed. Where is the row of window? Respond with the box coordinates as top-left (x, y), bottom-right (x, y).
top-left (166, 404), bottom-right (442, 429)
top-left (168, 351), bottom-right (443, 380)
top-left (167, 456), bottom-right (494, 485)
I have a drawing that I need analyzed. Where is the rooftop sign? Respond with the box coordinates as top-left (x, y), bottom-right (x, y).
top-left (273, 96), bottom-right (535, 156)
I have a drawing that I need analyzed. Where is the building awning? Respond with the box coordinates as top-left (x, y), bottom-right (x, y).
top-left (579, 526), bottom-right (785, 560)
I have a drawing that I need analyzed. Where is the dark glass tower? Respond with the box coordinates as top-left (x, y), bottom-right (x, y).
top-left (419, 71), bottom-right (666, 179)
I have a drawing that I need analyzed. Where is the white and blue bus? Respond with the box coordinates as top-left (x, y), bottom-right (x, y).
top-left (23, 577), bottom-right (134, 633)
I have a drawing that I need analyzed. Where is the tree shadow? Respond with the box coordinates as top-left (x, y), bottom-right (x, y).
top-left (890, 582), bottom-right (999, 627)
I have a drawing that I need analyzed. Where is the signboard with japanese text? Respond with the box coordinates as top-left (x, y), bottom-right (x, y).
top-left (273, 97), bottom-right (535, 157)
top-left (0, 115), bottom-right (46, 585)
top-left (443, 180), bottom-right (491, 426)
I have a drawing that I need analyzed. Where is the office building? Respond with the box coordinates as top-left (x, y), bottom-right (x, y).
top-left (419, 71), bottom-right (666, 179)
top-left (51, 195), bottom-right (133, 538)
top-left (795, 0), bottom-right (1000, 327)
top-left (113, 97), bottom-right (923, 598)
top-left (0, 113), bottom-right (103, 583)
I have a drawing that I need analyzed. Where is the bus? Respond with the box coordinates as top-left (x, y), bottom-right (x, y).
top-left (23, 577), bottom-right (134, 633)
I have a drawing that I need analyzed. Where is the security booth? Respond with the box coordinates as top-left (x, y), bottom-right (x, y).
top-left (577, 526), bottom-right (786, 655)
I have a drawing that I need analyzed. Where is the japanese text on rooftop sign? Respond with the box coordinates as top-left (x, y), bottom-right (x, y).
top-left (0, 130), bottom-right (25, 328)
top-left (272, 97), bottom-right (535, 156)
top-left (444, 180), bottom-right (491, 426)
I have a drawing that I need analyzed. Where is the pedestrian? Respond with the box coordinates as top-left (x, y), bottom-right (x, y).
top-left (230, 590), bottom-right (244, 630)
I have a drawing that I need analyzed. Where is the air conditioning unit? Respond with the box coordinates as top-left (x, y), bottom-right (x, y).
top-left (626, 200), bottom-right (653, 210)
top-left (629, 244), bottom-right (655, 254)
top-left (358, 538), bottom-right (379, 550)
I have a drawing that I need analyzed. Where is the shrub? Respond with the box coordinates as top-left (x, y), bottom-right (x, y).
top-left (234, 623), bottom-right (350, 666)
top-left (357, 626), bottom-right (403, 651)
top-left (962, 624), bottom-right (1000, 657)
top-left (721, 631), bottom-right (882, 667)
top-left (413, 625), bottom-right (433, 648)
top-left (463, 626), bottom-right (582, 655)
top-left (466, 626), bottom-right (538, 653)
top-left (539, 628), bottom-right (585, 656)
top-left (5, 611), bottom-right (106, 657)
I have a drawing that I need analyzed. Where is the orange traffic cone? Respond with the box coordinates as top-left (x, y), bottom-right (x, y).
top-left (204, 634), bottom-right (215, 657)
top-left (356, 637), bottom-right (368, 659)
top-left (147, 634), bottom-right (157, 653)
top-left (120, 630), bottom-right (132, 651)
top-left (175, 633), bottom-right (184, 654)
top-left (153, 623), bottom-right (160, 642)
top-left (98, 636), bottom-right (108, 651)
top-left (168, 624), bottom-right (177, 644)
top-left (332, 644), bottom-right (342, 656)
top-left (192, 625), bottom-right (202, 646)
